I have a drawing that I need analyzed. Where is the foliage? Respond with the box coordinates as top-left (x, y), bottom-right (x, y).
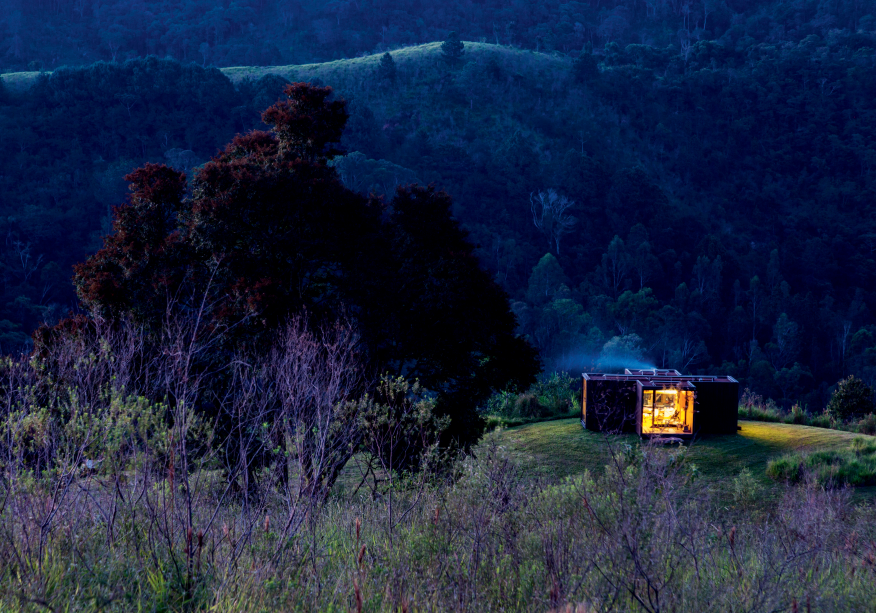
top-left (2, 333), bottom-right (876, 611)
top-left (826, 376), bottom-right (876, 422)
top-left (738, 388), bottom-right (784, 422)
top-left (62, 81), bottom-right (539, 451)
top-left (572, 50), bottom-right (598, 83)
top-left (857, 413), bottom-right (876, 436)
top-left (377, 52), bottom-right (396, 83)
top-left (0, 58), bottom-right (242, 338)
top-left (482, 371), bottom-right (576, 421)
top-left (530, 370), bottom-right (577, 415)
top-left (767, 438), bottom-right (876, 487)
top-left (738, 387), bottom-right (855, 430)
top-left (730, 468), bottom-right (763, 512)
top-left (358, 375), bottom-right (449, 474)
top-left (4, 422), bottom-right (875, 611)
top-left (440, 31), bottom-right (464, 65)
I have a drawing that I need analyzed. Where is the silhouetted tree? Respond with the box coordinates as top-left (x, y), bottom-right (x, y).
top-left (572, 50), bottom-right (599, 83)
top-left (378, 52), bottom-right (397, 83)
top-left (65, 82), bottom-right (539, 450)
top-left (441, 31), bottom-right (465, 65)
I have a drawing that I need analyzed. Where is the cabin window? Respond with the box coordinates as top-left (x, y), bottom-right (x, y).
top-left (641, 388), bottom-right (693, 435)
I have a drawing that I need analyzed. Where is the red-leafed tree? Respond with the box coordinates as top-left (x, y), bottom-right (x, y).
top-left (58, 82), bottom-right (540, 449)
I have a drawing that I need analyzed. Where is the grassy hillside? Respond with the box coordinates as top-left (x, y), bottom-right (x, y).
top-left (1, 42), bottom-right (569, 93)
top-left (227, 42), bottom-right (570, 87)
top-left (492, 418), bottom-right (876, 501)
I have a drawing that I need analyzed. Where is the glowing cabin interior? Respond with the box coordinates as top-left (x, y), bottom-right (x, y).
top-left (641, 388), bottom-right (694, 435)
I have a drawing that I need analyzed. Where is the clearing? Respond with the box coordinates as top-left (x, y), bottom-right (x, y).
top-left (490, 418), bottom-right (876, 501)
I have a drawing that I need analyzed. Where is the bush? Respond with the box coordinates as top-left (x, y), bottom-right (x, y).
top-left (730, 468), bottom-right (762, 511)
top-left (789, 403), bottom-right (808, 424)
top-left (854, 413), bottom-right (876, 435)
top-left (826, 376), bottom-right (876, 422)
top-left (514, 392), bottom-right (546, 418)
top-left (809, 411), bottom-right (834, 429)
top-left (766, 438), bottom-right (876, 487)
top-left (739, 388), bottom-right (846, 431)
top-left (738, 404), bottom-right (783, 422)
top-left (482, 371), bottom-right (577, 422)
top-left (358, 375), bottom-right (450, 474)
top-left (531, 371), bottom-right (576, 416)
top-left (484, 389), bottom-right (517, 416)
top-left (739, 388), bottom-right (783, 422)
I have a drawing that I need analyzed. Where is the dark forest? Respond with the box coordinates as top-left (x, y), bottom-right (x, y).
top-left (1, 0), bottom-right (875, 411)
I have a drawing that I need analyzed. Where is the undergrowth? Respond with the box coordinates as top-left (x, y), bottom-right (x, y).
top-left (739, 388), bottom-right (876, 434)
top-left (767, 437), bottom-right (876, 487)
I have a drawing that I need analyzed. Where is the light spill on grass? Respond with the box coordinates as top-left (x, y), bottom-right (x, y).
top-left (490, 418), bottom-right (876, 501)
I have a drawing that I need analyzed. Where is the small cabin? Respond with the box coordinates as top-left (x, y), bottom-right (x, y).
top-left (582, 369), bottom-right (739, 438)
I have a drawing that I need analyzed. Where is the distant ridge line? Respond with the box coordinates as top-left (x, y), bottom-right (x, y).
top-left (0, 42), bottom-right (571, 94)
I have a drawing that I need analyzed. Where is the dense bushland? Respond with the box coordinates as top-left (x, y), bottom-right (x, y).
top-left (1, 325), bottom-right (874, 611)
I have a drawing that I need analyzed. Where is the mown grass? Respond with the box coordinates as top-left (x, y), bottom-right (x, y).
top-left (491, 418), bottom-right (876, 501)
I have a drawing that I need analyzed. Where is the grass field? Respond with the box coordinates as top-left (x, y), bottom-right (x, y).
top-left (490, 418), bottom-right (876, 501)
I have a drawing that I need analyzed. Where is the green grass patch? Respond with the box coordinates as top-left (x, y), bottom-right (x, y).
top-left (483, 411), bottom-right (578, 431)
top-left (767, 437), bottom-right (876, 486)
top-left (490, 418), bottom-right (876, 500)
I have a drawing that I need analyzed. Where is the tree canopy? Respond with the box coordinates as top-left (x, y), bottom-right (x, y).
top-left (67, 82), bottom-right (540, 448)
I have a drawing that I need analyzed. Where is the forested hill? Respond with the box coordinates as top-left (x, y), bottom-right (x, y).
top-left (1, 32), bottom-right (876, 409)
top-left (0, 0), bottom-right (872, 71)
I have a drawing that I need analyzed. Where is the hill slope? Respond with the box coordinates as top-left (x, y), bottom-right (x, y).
top-left (1, 42), bottom-right (569, 92)
top-left (1, 38), bottom-right (875, 412)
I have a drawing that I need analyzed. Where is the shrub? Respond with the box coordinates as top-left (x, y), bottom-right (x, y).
top-left (730, 468), bottom-right (762, 510)
top-left (358, 375), bottom-right (450, 474)
top-left (482, 371), bottom-right (577, 421)
top-left (739, 403), bottom-right (783, 422)
top-left (738, 388), bottom-right (784, 422)
top-left (766, 438), bottom-right (876, 487)
top-left (531, 371), bottom-right (576, 416)
top-left (826, 376), bottom-right (876, 422)
top-left (766, 454), bottom-right (803, 483)
top-left (514, 392), bottom-right (546, 418)
top-left (855, 413), bottom-right (876, 435)
top-left (789, 403), bottom-right (808, 425)
top-left (483, 389), bottom-right (517, 416)
top-left (809, 410), bottom-right (834, 429)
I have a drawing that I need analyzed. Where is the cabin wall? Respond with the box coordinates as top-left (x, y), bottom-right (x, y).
top-left (694, 381), bottom-right (740, 435)
top-left (583, 379), bottom-right (638, 433)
